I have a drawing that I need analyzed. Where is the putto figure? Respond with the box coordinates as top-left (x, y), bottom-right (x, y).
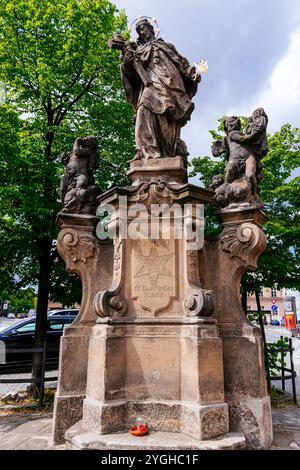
top-left (60, 136), bottom-right (101, 214)
top-left (109, 17), bottom-right (201, 160)
top-left (211, 108), bottom-right (268, 209)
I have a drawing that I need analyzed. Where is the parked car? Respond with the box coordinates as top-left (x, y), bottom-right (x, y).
top-left (27, 309), bottom-right (36, 318)
top-left (271, 319), bottom-right (280, 326)
top-left (0, 315), bottom-right (75, 373)
top-left (48, 308), bottom-right (79, 317)
top-left (291, 323), bottom-right (300, 339)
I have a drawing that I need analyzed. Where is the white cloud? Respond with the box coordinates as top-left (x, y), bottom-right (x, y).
top-left (227, 27), bottom-right (300, 133)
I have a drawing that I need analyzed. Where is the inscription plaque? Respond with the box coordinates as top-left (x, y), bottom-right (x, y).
top-left (132, 239), bottom-right (176, 315)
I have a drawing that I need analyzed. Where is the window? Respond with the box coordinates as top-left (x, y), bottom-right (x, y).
top-left (247, 306), bottom-right (251, 310)
top-left (47, 320), bottom-right (64, 331)
top-left (271, 288), bottom-right (277, 297)
top-left (261, 306), bottom-right (265, 310)
top-left (16, 322), bottom-right (36, 334)
top-left (259, 288), bottom-right (264, 297)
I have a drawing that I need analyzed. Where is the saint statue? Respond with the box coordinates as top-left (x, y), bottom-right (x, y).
top-left (110, 18), bottom-right (201, 160)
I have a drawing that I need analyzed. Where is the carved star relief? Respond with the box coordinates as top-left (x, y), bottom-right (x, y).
top-left (134, 242), bottom-right (174, 287)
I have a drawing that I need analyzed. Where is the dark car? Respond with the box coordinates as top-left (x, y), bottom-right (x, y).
top-left (0, 315), bottom-right (75, 373)
top-left (48, 308), bottom-right (79, 317)
top-left (291, 323), bottom-right (300, 339)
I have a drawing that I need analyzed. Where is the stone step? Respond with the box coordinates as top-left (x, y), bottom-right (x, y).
top-left (65, 422), bottom-right (246, 450)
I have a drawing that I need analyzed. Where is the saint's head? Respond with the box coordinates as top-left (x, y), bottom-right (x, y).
top-left (136, 18), bottom-right (155, 44)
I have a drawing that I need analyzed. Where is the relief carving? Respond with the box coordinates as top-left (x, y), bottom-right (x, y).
top-left (135, 179), bottom-right (174, 207)
top-left (58, 228), bottom-right (95, 266)
top-left (132, 239), bottom-right (176, 315)
top-left (220, 223), bottom-right (259, 262)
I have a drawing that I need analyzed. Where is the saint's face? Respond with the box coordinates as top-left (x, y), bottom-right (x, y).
top-left (137, 23), bottom-right (155, 43)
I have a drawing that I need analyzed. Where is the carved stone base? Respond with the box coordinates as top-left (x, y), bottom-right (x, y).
top-left (79, 319), bottom-right (229, 441)
top-left (127, 156), bottom-right (188, 186)
top-left (82, 399), bottom-right (229, 440)
top-left (52, 326), bottom-right (93, 444)
top-left (52, 394), bottom-right (85, 444)
top-left (65, 422), bottom-right (246, 450)
top-left (228, 396), bottom-right (272, 449)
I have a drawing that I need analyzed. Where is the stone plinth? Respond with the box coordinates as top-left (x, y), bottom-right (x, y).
top-left (65, 423), bottom-right (246, 450)
top-left (80, 318), bottom-right (228, 440)
top-left (127, 156), bottom-right (188, 186)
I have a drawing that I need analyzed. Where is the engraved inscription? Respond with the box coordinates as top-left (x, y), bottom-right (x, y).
top-left (132, 240), bottom-right (176, 315)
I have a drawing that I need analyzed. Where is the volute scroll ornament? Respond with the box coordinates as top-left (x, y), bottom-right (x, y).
top-left (183, 289), bottom-right (213, 317)
top-left (57, 228), bottom-right (95, 268)
top-left (93, 238), bottom-right (127, 318)
top-left (220, 222), bottom-right (264, 267)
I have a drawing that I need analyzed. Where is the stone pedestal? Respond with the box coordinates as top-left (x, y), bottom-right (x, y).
top-left (52, 214), bottom-right (113, 443)
top-left (127, 155), bottom-right (188, 186)
top-left (81, 319), bottom-right (228, 440)
top-left (200, 207), bottom-right (273, 448)
top-left (53, 165), bottom-right (272, 449)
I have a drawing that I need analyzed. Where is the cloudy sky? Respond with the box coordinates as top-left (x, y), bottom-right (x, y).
top-left (114, 0), bottom-right (300, 159)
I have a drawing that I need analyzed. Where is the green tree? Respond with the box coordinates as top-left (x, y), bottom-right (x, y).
top-left (0, 0), bottom-right (134, 391)
top-left (191, 121), bottom-right (300, 297)
top-left (8, 288), bottom-right (36, 314)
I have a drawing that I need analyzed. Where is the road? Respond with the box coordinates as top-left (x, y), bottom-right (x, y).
top-left (0, 317), bottom-right (19, 332)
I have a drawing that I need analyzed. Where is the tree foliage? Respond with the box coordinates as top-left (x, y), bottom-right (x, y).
top-left (0, 0), bottom-right (134, 303)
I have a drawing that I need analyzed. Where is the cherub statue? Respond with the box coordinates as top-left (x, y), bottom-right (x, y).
top-left (60, 136), bottom-right (101, 214)
top-left (210, 108), bottom-right (268, 208)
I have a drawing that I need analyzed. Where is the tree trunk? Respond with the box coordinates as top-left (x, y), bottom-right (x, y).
top-left (255, 290), bottom-right (267, 348)
top-left (241, 290), bottom-right (248, 315)
top-left (29, 237), bottom-right (53, 398)
top-left (255, 289), bottom-right (270, 392)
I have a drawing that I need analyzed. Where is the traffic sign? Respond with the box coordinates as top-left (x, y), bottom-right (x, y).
top-left (271, 304), bottom-right (278, 312)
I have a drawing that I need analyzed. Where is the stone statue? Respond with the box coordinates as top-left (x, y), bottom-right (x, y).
top-left (60, 136), bottom-right (101, 214)
top-left (109, 18), bottom-right (201, 160)
top-left (210, 108), bottom-right (268, 208)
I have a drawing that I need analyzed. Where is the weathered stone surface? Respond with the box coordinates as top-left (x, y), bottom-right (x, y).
top-left (52, 394), bottom-right (84, 445)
